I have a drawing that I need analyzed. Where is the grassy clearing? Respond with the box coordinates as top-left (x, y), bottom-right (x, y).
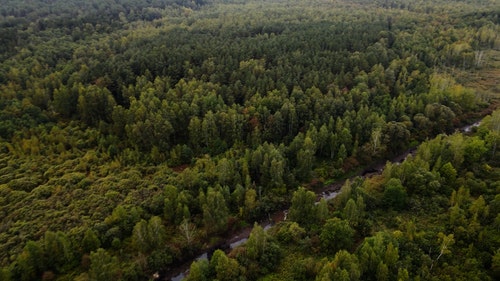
top-left (456, 49), bottom-right (500, 101)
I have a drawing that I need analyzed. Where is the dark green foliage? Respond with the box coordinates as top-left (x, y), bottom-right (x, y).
top-left (492, 250), bottom-right (500, 279)
top-left (43, 231), bottom-right (75, 273)
top-left (276, 222), bottom-right (307, 244)
top-left (237, 223), bottom-right (282, 277)
top-left (202, 187), bottom-right (229, 234)
top-left (82, 229), bottom-right (101, 254)
top-left (0, 0), bottom-right (497, 280)
top-left (52, 84), bottom-right (78, 118)
top-left (89, 248), bottom-right (121, 281)
top-left (146, 248), bottom-right (173, 273)
top-left (383, 178), bottom-right (408, 210)
top-left (317, 250), bottom-right (361, 281)
top-left (0, 267), bottom-right (11, 281)
top-left (131, 216), bottom-right (167, 254)
top-left (210, 250), bottom-right (243, 281)
top-left (13, 241), bottom-right (44, 281)
top-left (288, 187), bottom-right (317, 227)
top-left (77, 85), bottom-right (116, 126)
top-left (185, 259), bottom-right (210, 281)
top-left (357, 233), bottom-right (399, 281)
top-left (320, 218), bottom-right (355, 254)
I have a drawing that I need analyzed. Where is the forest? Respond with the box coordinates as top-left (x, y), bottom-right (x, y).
top-left (0, 0), bottom-right (499, 280)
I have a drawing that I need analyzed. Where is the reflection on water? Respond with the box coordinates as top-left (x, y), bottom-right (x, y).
top-left (316, 191), bottom-right (340, 204)
top-left (166, 119), bottom-right (485, 281)
top-left (323, 191), bottom-right (339, 201)
top-left (462, 121), bottom-right (481, 133)
top-left (168, 188), bottom-right (341, 280)
top-left (196, 253), bottom-right (208, 260)
top-left (170, 272), bottom-right (185, 281)
top-left (170, 253), bottom-right (208, 281)
top-left (230, 238), bottom-right (248, 249)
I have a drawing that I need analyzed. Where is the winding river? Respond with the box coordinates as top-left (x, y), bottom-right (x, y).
top-left (163, 120), bottom-right (482, 281)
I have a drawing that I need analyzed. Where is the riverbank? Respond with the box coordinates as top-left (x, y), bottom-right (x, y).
top-left (161, 113), bottom-right (494, 281)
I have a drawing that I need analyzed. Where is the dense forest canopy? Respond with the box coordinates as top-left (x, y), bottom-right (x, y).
top-left (0, 0), bottom-right (498, 280)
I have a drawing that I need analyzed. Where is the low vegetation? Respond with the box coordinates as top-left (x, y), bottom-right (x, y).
top-left (0, 0), bottom-right (498, 280)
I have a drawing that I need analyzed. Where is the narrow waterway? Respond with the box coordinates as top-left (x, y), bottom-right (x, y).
top-left (165, 216), bottom-right (277, 281)
top-left (163, 120), bottom-right (483, 281)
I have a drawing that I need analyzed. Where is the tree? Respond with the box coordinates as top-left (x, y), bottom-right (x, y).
top-left (492, 249), bottom-right (500, 279)
top-left (202, 187), bottom-right (229, 234)
top-left (43, 231), bottom-right (75, 273)
top-left (317, 124), bottom-right (330, 157)
top-left (210, 250), bottom-right (241, 281)
top-left (216, 157), bottom-right (235, 186)
top-left (439, 162), bottom-right (457, 188)
top-left (185, 259), bottom-right (210, 281)
top-left (288, 187), bottom-right (317, 227)
top-left (383, 178), bottom-right (408, 210)
top-left (188, 116), bottom-right (203, 152)
top-left (104, 205), bottom-right (141, 244)
top-left (201, 110), bottom-right (220, 152)
top-left (424, 103), bottom-right (456, 135)
top-left (88, 248), bottom-right (121, 281)
top-left (179, 218), bottom-right (197, 245)
top-left (124, 91), bottom-right (174, 152)
top-left (320, 218), bottom-right (355, 254)
top-left (164, 185), bottom-right (178, 224)
top-left (382, 121), bottom-right (410, 155)
top-left (77, 84), bottom-right (116, 126)
top-left (343, 196), bottom-right (365, 230)
top-left (370, 127), bottom-right (383, 156)
top-left (82, 229), bottom-right (101, 254)
top-left (276, 222), bottom-right (306, 244)
top-left (316, 198), bottom-right (329, 223)
top-left (0, 267), bottom-right (10, 281)
top-left (429, 233), bottom-right (455, 272)
top-left (132, 216), bottom-right (167, 254)
top-left (15, 241), bottom-right (44, 281)
top-left (246, 223), bottom-right (268, 260)
top-left (463, 137), bottom-right (487, 166)
top-left (317, 250), bottom-right (361, 281)
top-left (358, 232), bottom-right (399, 281)
top-left (484, 110), bottom-right (500, 156)
top-left (296, 136), bottom-right (316, 180)
top-left (244, 187), bottom-right (258, 219)
top-left (52, 84), bottom-right (78, 118)
top-left (269, 157), bottom-right (285, 189)
top-left (245, 223), bottom-right (282, 274)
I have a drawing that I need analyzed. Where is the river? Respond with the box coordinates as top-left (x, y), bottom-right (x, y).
top-left (162, 120), bottom-right (483, 281)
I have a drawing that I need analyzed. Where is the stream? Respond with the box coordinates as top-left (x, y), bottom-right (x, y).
top-left (164, 183), bottom-right (345, 281)
top-left (163, 120), bottom-right (482, 281)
